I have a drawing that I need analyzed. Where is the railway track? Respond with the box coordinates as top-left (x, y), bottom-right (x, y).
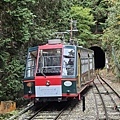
top-left (8, 74), bottom-right (120, 120)
top-left (92, 74), bottom-right (120, 120)
top-left (8, 100), bottom-right (78, 120)
top-left (24, 100), bottom-right (78, 120)
top-left (8, 103), bottom-right (34, 120)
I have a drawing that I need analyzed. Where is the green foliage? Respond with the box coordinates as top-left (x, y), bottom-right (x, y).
top-left (79, 0), bottom-right (108, 19)
top-left (102, 1), bottom-right (120, 51)
top-left (0, 0), bottom-right (115, 102)
top-left (0, 57), bottom-right (24, 100)
top-left (7, 2), bottom-right (36, 43)
top-left (70, 6), bottom-right (95, 46)
top-left (102, 1), bottom-right (120, 79)
top-left (0, 109), bottom-right (19, 120)
top-left (0, 0), bottom-right (37, 101)
top-left (78, 0), bottom-right (110, 46)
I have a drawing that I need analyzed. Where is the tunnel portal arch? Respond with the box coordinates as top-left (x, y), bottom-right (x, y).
top-left (89, 46), bottom-right (105, 70)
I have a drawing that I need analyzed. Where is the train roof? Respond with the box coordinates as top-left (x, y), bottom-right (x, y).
top-left (27, 39), bottom-right (94, 54)
top-left (77, 46), bottom-right (94, 53)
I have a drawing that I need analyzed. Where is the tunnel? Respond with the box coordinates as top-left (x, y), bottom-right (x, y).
top-left (89, 46), bottom-right (105, 70)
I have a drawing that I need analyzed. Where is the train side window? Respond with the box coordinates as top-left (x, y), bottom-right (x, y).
top-left (25, 50), bottom-right (37, 78)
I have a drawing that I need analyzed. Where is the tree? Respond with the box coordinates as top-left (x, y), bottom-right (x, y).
top-left (0, 0), bottom-right (76, 101)
top-left (69, 6), bottom-right (94, 46)
top-left (0, 0), bottom-right (114, 102)
top-left (102, 0), bottom-right (120, 80)
top-left (0, 0), bottom-right (37, 101)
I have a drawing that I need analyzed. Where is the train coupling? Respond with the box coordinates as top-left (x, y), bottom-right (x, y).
top-left (58, 98), bottom-right (62, 102)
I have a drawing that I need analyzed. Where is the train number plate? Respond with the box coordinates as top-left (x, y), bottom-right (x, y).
top-left (35, 85), bottom-right (62, 97)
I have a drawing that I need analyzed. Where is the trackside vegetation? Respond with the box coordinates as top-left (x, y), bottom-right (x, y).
top-left (0, 0), bottom-right (119, 106)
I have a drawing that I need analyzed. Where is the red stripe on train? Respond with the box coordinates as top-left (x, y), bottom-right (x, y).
top-left (39, 44), bottom-right (63, 49)
top-left (35, 76), bottom-right (61, 86)
top-left (62, 93), bottom-right (78, 97)
top-left (24, 94), bottom-right (35, 98)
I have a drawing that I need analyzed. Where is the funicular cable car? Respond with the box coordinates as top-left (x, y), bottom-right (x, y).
top-left (23, 21), bottom-right (95, 102)
top-left (23, 39), bottom-right (95, 102)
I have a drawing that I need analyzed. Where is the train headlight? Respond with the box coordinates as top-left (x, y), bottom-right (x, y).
top-left (28, 90), bottom-right (32, 96)
top-left (28, 90), bottom-right (32, 94)
top-left (46, 80), bottom-right (50, 86)
top-left (27, 82), bottom-right (33, 87)
top-left (67, 90), bottom-right (70, 94)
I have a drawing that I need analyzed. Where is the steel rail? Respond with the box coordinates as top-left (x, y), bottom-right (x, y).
top-left (27, 104), bottom-right (48, 120)
top-left (64, 100), bottom-right (78, 120)
top-left (8, 103), bottom-right (34, 120)
top-left (97, 75), bottom-right (120, 111)
top-left (92, 87), bottom-right (99, 120)
top-left (54, 102), bottom-right (71, 120)
top-left (98, 74), bottom-right (120, 99)
top-left (93, 81), bottom-right (109, 120)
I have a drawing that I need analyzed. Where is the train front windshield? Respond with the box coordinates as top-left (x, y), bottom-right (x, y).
top-left (62, 47), bottom-right (75, 76)
top-left (37, 49), bottom-right (62, 76)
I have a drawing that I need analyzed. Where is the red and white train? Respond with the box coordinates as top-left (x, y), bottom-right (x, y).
top-left (23, 39), bottom-right (95, 103)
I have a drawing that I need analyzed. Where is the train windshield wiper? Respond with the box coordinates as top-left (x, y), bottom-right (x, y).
top-left (40, 68), bottom-right (46, 78)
